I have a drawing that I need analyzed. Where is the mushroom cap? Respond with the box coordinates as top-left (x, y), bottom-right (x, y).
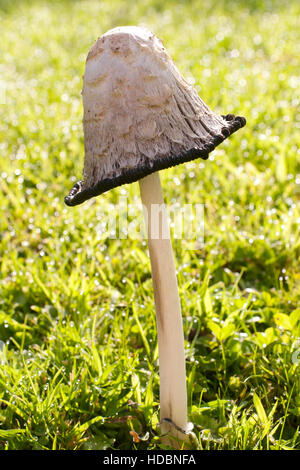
top-left (65, 26), bottom-right (246, 206)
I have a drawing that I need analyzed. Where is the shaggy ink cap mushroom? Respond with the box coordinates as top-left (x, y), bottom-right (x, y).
top-left (65, 25), bottom-right (246, 206)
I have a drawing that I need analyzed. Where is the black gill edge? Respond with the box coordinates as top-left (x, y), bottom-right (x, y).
top-left (64, 114), bottom-right (246, 206)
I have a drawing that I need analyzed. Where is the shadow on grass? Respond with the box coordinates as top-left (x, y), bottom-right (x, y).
top-left (209, 239), bottom-right (290, 290)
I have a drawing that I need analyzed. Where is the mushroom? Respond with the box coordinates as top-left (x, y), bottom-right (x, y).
top-left (65, 26), bottom-right (246, 447)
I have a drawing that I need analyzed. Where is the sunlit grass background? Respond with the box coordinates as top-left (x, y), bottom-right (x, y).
top-left (0, 0), bottom-right (299, 450)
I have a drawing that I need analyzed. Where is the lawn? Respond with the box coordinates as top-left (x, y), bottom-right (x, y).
top-left (0, 0), bottom-right (299, 450)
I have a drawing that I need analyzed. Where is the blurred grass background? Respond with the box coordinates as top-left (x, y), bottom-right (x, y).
top-left (0, 0), bottom-right (299, 450)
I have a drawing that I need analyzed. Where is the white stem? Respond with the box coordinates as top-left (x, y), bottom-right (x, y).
top-left (139, 172), bottom-right (188, 446)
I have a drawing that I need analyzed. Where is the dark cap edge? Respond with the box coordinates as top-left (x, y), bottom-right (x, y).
top-left (64, 114), bottom-right (246, 207)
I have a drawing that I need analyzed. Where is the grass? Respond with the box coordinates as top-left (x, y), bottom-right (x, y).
top-left (0, 0), bottom-right (299, 450)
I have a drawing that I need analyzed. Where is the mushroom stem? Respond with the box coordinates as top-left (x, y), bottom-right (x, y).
top-left (139, 172), bottom-right (189, 447)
